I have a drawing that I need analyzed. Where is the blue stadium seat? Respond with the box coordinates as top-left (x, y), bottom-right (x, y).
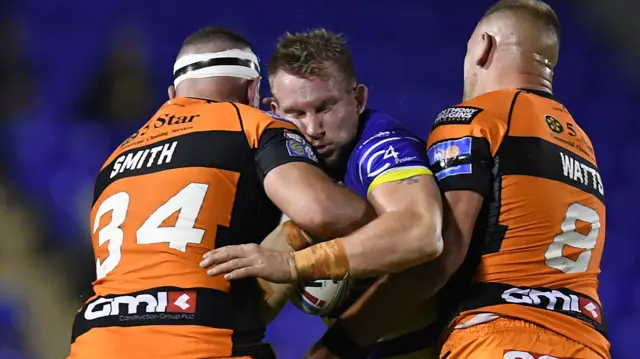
top-left (0, 299), bottom-right (26, 358)
top-left (4, 1), bottom-right (632, 357)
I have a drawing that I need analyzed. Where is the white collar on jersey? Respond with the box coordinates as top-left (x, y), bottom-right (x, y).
top-left (172, 49), bottom-right (260, 87)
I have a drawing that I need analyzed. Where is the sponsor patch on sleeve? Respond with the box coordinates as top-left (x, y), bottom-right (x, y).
top-left (427, 137), bottom-right (472, 180)
top-left (432, 106), bottom-right (483, 130)
top-left (283, 129), bottom-right (307, 143)
top-left (358, 136), bottom-right (425, 179)
top-left (286, 139), bottom-right (318, 163)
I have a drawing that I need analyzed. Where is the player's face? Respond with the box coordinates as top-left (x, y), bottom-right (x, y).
top-left (271, 70), bottom-right (367, 168)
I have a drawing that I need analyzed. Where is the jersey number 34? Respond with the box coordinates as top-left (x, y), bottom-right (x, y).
top-left (93, 183), bottom-right (208, 280)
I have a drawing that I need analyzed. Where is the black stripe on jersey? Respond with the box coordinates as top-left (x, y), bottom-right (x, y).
top-left (71, 284), bottom-right (269, 356)
top-left (428, 154), bottom-right (473, 173)
top-left (499, 136), bottom-right (605, 204)
top-left (71, 286), bottom-right (235, 341)
top-left (452, 282), bottom-right (608, 338)
top-left (480, 90), bottom-right (520, 255)
top-left (93, 130), bottom-right (250, 205)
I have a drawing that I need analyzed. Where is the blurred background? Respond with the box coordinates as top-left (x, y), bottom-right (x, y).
top-left (0, 0), bottom-right (637, 358)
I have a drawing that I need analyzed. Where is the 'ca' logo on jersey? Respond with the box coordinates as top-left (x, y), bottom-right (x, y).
top-left (545, 114), bottom-right (564, 134)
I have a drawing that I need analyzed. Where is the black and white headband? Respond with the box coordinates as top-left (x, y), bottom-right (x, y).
top-left (173, 49), bottom-right (260, 87)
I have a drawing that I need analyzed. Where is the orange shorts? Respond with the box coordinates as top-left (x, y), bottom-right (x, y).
top-left (440, 317), bottom-right (608, 359)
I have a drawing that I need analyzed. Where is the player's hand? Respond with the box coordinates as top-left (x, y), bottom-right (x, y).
top-left (200, 244), bottom-right (296, 283)
top-left (262, 97), bottom-right (274, 107)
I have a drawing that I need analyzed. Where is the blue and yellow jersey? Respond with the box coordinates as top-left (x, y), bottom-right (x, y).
top-left (333, 109), bottom-right (440, 359)
top-left (343, 110), bottom-right (432, 196)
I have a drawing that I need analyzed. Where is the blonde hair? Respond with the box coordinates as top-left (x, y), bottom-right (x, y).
top-left (268, 29), bottom-right (356, 88)
top-left (483, 0), bottom-right (560, 40)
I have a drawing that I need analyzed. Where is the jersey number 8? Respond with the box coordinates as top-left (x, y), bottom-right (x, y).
top-left (544, 203), bottom-right (601, 274)
top-left (93, 183), bottom-right (209, 280)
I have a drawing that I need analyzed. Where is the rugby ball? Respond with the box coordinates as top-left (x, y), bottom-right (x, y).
top-left (290, 278), bottom-right (350, 317)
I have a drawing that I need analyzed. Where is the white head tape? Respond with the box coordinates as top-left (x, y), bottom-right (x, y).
top-left (173, 49), bottom-right (260, 87)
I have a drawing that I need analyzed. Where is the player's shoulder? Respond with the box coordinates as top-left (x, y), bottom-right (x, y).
top-left (347, 110), bottom-right (430, 192)
top-left (466, 88), bottom-right (521, 106)
top-left (234, 103), bottom-right (297, 129)
top-left (356, 109), bottom-right (421, 149)
top-left (360, 109), bottom-right (406, 131)
top-left (234, 102), bottom-right (286, 121)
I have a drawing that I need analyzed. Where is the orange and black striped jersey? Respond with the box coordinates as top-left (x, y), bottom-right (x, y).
top-left (426, 89), bottom-right (610, 359)
top-left (68, 97), bottom-right (320, 359)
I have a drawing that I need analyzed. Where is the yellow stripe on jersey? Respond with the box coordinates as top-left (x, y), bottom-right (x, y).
top-left (367, 166), bottom-right (434, 194)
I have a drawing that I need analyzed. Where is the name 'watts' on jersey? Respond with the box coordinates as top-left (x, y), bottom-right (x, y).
top-left (110, 141), bottom-right (177, 179)
top-left (560, 152), bottom-right (604, 196)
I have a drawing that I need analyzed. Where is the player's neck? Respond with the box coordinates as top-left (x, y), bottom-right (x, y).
top-left (176, 90), bottom-right (247, 104)
top-left (176, 80), bottom-right (249, 104)
top-left (484, 72), bottom-right (553, 96)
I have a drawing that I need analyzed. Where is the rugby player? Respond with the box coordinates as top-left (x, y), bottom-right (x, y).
top-left (67, 27), bottom-right (382, 359)
top-left (201, 29), bottom-right (445, 359)
top-left (305, 1), bottom-right (612, 359)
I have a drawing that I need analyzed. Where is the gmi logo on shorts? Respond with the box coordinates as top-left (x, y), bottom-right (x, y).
top-left (501, 287), bottom-right (602, 324)
top-left (503, 350), bottom-right (573, 359)
top-left (167, 291), bottom-right (196, 313)
top-left (84, 291), bottom-right (197, 321)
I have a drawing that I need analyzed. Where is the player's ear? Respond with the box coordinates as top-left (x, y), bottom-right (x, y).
top-left (354, 84), bottom-right (368, 115)
top-left (167, 85), bottom-right (176, 100)
top-left (248, 77), bottom-right (261, 108)
top-left (269, 98), bottom-right (279, 114)
top-left (477, 32), bottom-right (496, 68)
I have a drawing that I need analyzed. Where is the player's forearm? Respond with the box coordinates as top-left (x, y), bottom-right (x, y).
top-left (335, 193), bottom-right (481, 344)
top-left (341, 211), bottom-right (442, 277)
top-left (317, 231), bottom-right (465, 345)
top-left (300, 182), bottom-right (376, 240)
top-left (265, 164), bottom-right (376, 240)
top-left (292, 210), bottom-right (442, 280)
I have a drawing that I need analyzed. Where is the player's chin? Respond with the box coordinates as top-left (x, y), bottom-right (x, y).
top-left (319, 150), bottom-right (340, 168)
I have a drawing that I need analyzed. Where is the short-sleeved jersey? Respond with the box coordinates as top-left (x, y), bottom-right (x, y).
top-left (344, 110), bottom-right (432, 196)
top-left (333, 110), bottom-right (438, 359)
top-left (426, 89), bottom-right (609, 358)
top-left (68, 97), bottom-right (320, 359)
